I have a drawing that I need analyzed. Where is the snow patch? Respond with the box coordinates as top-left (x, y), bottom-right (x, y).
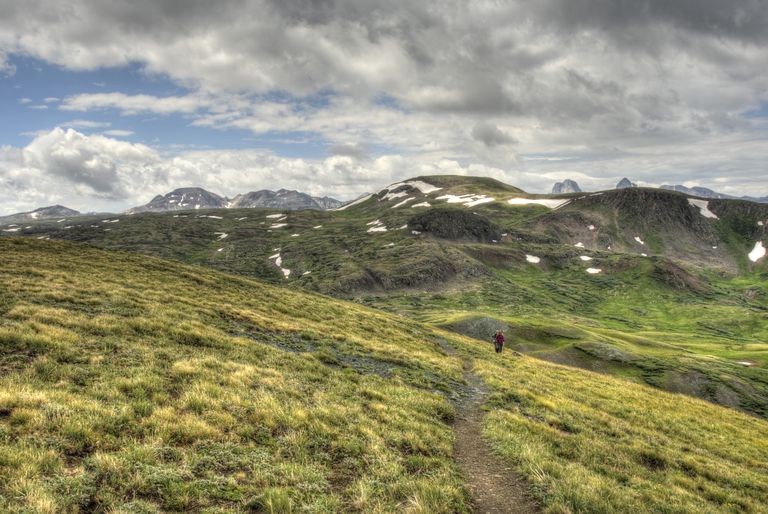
top-left (401, 180), bottom-right (442, 194)
top-left (2, 228), bottom-right (20, 232)
top-left (464, 197), bottom-right (495, 207)
top-left (215, 232), bottom-right (228, 240)
top-left (586, 268), bottom-right (602, 274)
top-left (579, 255), bottom-right (593, 261)
top-left (588, 225), bottom-right (595, 231)
top-left (236, 216), bottom-right (248, 221)
top-left (382, 180), bottom-right (442, 197)
top-left (507, 198), bottom-right (570, 209)
top-left (366, 219), bottom-right (388, 233)
top-left (748, 241), bottom-right (765, 262)
top-left (382, 190), bottom-right (409, 201)
top-left (634, 236), bottom-right (645, 245)
top-left (688, 199), bottom-right (718, 219)
top-left (335, 194), bottom-right (373, 211)
top-left (411, 230), bottom-right (421, 235)
top-left (391, 197), bottom-right (415, 208)
top-left (291, 233), bottom-right (300, 237)
top-left (270, 223), bottom-right (288, 229)
top-left (758, 221), bottom-right (764, 226)
top-left (574, 242), bottom-right (585, 248)
top-left (436, 194), bottom-right (495, 206)
top-left (411, 202), bottom-right (431, 208)
top-left (641, 253), bottom-right (648, 257)
top-left (268, 253), bottom-right (291, 278)
top-left (302, 271), bottom-right (311, 276)
top-left (313, 225), bottom-right (323, 229)
top-left (266, 213), bottom-right (285, 219)
top-left (217, 248), bottom-right (224, 252)
top-left (525, 255), bottom-right (541, 264)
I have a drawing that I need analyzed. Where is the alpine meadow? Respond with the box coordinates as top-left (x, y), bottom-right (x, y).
top-left (2, 1), bottom-right (768, 513)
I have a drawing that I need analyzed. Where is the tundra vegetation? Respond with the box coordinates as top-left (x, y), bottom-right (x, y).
top-left (1, 237), bottom-right (767, 513)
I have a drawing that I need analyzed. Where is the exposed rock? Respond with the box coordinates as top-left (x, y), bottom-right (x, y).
top-left (616, 178), bottom-right (637, 189)
top-left (552, 179), bottom-right (582, 194)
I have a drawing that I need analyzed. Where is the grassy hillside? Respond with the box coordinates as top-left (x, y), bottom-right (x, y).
top-left (2, 176), bottom-right (767, 418)
top-left (1, 238), bottom-right (768, 512)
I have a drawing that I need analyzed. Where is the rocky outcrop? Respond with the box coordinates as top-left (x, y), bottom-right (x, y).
top-left (552, 179), bottom-right (582, 194)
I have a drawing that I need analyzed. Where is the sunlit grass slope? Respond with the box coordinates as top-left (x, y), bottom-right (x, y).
top-left (0, 238), bottom-right (466, 513)
top-left (473, 352), bottom-right (768, 513)
top-left (1, 238), bottom-right (767, 513)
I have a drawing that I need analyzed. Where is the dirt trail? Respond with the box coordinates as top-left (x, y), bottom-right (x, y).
top-left (437, 340), bottom-right (539, 513)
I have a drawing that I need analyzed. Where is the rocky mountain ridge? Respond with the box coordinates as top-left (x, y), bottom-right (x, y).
top-left (127, 187), bottom-right (343, 214)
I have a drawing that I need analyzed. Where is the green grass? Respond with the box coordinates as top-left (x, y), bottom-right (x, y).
top-left (2, 237), bottom-right (768, 513)
top-left (473, 353), bottom-right (768, 513)
top-left (0, 238), bottom-right (467, 513)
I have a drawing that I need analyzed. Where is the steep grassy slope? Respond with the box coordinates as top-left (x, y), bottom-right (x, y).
top-left (2, 238), bottom-right (768, 513)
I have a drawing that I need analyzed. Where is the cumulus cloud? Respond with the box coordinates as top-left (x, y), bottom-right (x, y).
top-left (21, 128), bottom-right (159, 199)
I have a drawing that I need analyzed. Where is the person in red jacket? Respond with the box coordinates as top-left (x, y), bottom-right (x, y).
top-left (493, 330), bottom-right (505, 353)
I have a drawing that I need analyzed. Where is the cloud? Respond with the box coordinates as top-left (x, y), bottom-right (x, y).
top-left (328, 143), bottom-right (369, 160)
top-left (61, 92), bottom-right (207, 115)
top-left (0, 1), bottom-right (767, 198)
top-left (61, 119), bottom-right (112, 129)
top-left (471, 122), bottom-right (517, 147)
top-left (21, 127), bottom-right (159, 198)
top-left (102, 129), bottom-right (134, 137)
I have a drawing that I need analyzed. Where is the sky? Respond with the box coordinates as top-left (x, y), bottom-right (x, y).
top-left (1, 0), bottom-right (767, 214)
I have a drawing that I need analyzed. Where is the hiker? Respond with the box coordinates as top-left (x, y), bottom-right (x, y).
top-left (493, 329), bottom-right (505, 353)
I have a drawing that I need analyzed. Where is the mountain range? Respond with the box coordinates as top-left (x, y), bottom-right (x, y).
top-left (127, 187), bottom-right (343, 213)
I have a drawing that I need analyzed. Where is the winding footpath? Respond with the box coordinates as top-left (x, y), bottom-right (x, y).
top-left (438, 339), bottom-right (539, 513)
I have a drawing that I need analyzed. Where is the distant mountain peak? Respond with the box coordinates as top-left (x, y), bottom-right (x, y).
top-left (0, 205), bottom-right (81, 225)
top-left (552, 179), bottom-right (582, 194)
top-left (616, 178), bottom-right (637, 189)
top-left (128, 187), bottom-right (342, 213)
